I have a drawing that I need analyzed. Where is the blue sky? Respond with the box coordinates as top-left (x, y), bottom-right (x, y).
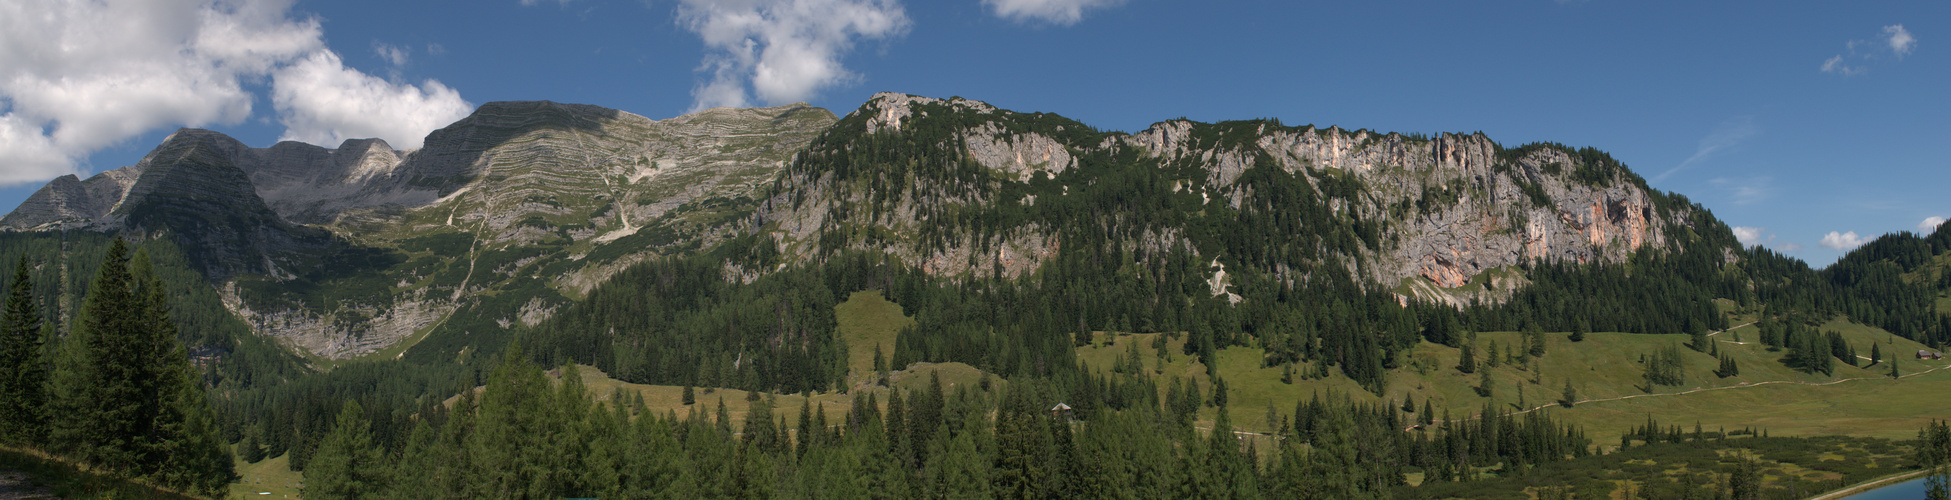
top-left (0, 0), bottom-right (1943, 266)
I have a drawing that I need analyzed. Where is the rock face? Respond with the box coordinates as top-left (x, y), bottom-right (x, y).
top-left (764, 93), bottom-right (1694, 307)
top-left (0, 167), bottom-right (139, 230)
top-left (2, 100), bottom-right (836, 359)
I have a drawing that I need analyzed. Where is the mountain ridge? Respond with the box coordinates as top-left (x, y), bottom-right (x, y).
top-left (1, 92), bottom-right (1726, 359)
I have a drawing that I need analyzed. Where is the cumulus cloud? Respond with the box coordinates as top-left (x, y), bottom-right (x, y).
top-left (1731, 226), bottom-right (1765, 246)
top-left (1655, 116), bottom-right (1758, 182)
top-left (983, 0), bottom-right (1127, 25)
top-left (1921, 216), bottom-right (1946, 232)
top-left (1823, 24), bottom-right (1918, 75)
top-left (1820, 231), bottom-right (1870, 251)
top-left (0, 0), bottom-right (318, 184)
top-left (675, 0), bottom-right (910, 111)
top-left (0, 0), bottom-right (474, 185)
top-left (1886, 24), bottom-right (1916, 58)
top-left (272, 51), bottom-right (473, 149)
top-left (0, 115), bottom-right (72, 185)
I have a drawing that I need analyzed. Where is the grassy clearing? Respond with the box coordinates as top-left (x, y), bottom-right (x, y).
top-left (548, 360), bottom-right (993, 433)
top-left (833, 290), bottom-right (914, 387)
top-left (229, 452), bottom-right (300, 499)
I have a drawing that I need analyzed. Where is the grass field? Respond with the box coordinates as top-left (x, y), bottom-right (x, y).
top-left (229, 452), bottom-right (301, 499)
top-left (833, 290), bottom-right (914, 388)
top-left (1072, 315), bottom-right (1951, 450)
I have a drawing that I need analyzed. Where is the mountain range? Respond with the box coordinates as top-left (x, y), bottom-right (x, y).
top-left (0, 92), bottom-right (1730, 363)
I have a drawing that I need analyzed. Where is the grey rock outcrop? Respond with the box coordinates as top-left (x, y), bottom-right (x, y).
top-left (765, 93), bottom-right (1690, 307)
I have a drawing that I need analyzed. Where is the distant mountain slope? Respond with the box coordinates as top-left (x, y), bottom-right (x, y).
top-left (763, 93), bottom-right (1719, 307)
top-left (1, 101), bottom-right (836, 359)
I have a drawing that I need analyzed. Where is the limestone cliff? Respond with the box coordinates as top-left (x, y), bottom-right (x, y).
top-left (762, 93), bottom-right (1699, 307)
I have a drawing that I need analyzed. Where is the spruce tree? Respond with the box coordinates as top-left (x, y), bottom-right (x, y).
top-left (49, 240), bottom-right (145, 471)
top-left (1559, 380), bottom-right (1577, 408)
top-left (1457, 341), bottom-right (1477, 374)
top-left (1526, 323), bottom-right (1546, 356)
top-left (305, 400), bottom-right (386, 499)
top-left (0, 255), bottom-right (47, 446)
top-left (1569, 319), bottom-right (1587, 342)
top-left (46, 242), bottom-right (233, 493)
top-left (133, 250), bottom-right (235, 494)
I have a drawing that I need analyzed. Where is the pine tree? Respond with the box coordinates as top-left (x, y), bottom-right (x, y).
top-left (1569, 319), bottom-right (1588, 342)
top-left (49, 239), bottom-right (143, 470)
top-left (0, 255), bottom-right (48, 446)
top-left (1457, 341), bottom-right (1477, 374)
top-left (1526, 323), bottom-right (1546, 356)
top-left (305, 400), bottom-right (386, 499)
top-left (1871, 342), bottom-right (1883, 366)
top-left (133, 251), bottom-right (235, 494)
top-left (682, 384), bottom-right (696, 405)
top-left (1559, 380), bottom-right (1577, 408)
top-left (46, 243), bottom-right (233, 494)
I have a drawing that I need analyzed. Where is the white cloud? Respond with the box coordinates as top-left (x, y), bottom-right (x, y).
top-left (1823, 24), bottom-right (1918, 76)
top-left (1820, 54), bottom-right (1860, 75)
top-left (0, 114), bottom-right (73, 184)
top-left (1920, 216), bottom-right (1946, 232)
top-left (373, 42), bottom-right (411, 67)
top-left (272, 51), bottom-right (474, 149)
top-left (1886, 24), bottom-right (1916, 58)
top-left (0, 0), bottom-right (472, 186)
top-left (0, 0), bottom-right (320, 185)
top-left (983, 0), bottom-right (1126, 25)
top-left (1656, 116), bottom-right (1758, 182)
top-left (1731, 226), bottom-right (1765, 246)
top-left (675, 0), bottom-right (910, 111)
top-left (1820, 231), bottom-right (1870, 251)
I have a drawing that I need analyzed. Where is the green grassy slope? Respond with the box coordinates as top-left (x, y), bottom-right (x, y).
top-left (1074, 318), bottom-right (1951, 448)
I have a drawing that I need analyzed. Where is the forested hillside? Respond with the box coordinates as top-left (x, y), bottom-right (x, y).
top-left (5, 93), bottom-right (1951, 498)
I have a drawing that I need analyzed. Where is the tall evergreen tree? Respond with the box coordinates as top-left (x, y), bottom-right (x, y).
top-left (49, 239), bottom-right (142, 470)
top-left (45, 242), bottom-right (233, 494)
top-left (305, 400), bottom-right (387, 499)
top-left (133, 250), bottom-right (235, 495)
top-left (0, 255), bottom-right (47, 446)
